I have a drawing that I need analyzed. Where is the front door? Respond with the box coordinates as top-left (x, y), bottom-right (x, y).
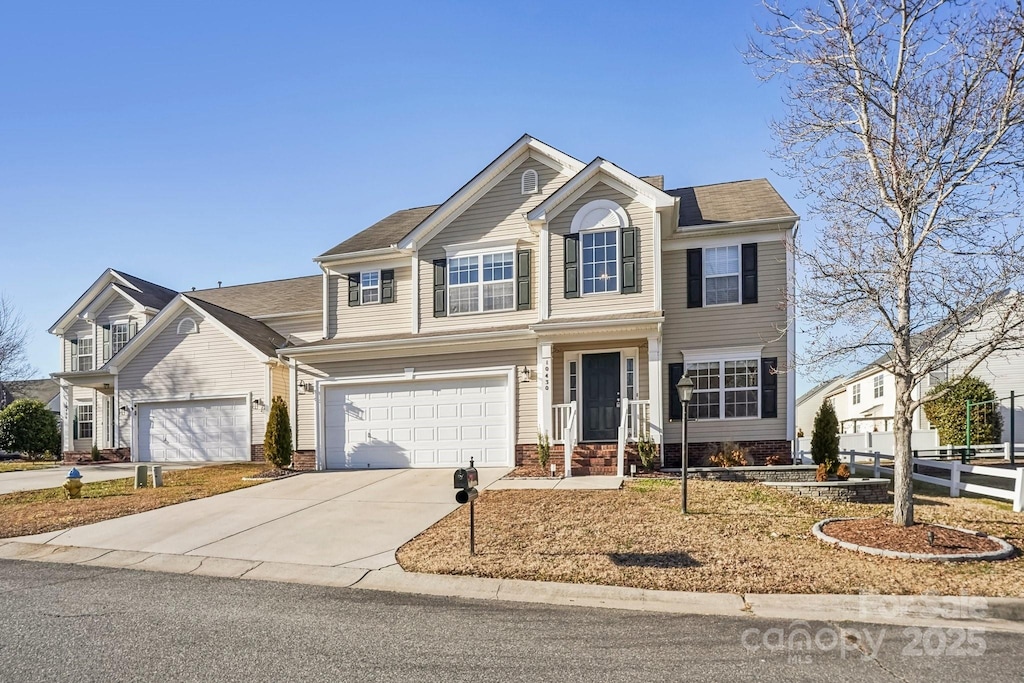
top-left (582, 352), bottom-right (621, 441)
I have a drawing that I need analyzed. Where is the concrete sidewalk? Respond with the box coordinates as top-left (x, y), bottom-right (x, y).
top-left (0, 462), bottom-right (205, 495)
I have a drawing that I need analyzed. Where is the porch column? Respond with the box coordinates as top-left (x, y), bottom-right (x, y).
top-left (60, 380), bottom-right (72, 452)
top-left (537, 342), bottom-right (553, 436)
top-left (647, 335), bottom-right (664, 461)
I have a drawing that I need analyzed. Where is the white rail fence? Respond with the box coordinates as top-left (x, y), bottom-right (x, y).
top-left (796, 449), bottom-right (1024, 512)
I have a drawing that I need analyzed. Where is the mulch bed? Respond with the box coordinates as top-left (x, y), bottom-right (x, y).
top-left (822, 518), bottom-right (1002, 555)
top-left (242, 468), bottom-right (300, 481)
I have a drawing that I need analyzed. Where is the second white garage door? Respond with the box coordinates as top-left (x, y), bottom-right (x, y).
top-left (137, 397), bottom-right (251, 462)
top-left (323, 376), bottom-right (511, 469)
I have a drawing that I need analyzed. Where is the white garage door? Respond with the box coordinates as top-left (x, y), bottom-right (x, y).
top-left (323, 375), bottom-right (510, 469)
top-left (137, 398), bottom-right (250, 462)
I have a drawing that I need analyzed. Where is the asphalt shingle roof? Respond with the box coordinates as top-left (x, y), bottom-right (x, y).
top-left (185, 297), bottom-right (289, 357)
top-left (188, 276), bottom-right (322, 317)
top-left (667, 179), bottom-right (796, 226)
top-left (318, 205), bottom-right (440, 258)
top-left (112, 270), bottom-right (179, 309)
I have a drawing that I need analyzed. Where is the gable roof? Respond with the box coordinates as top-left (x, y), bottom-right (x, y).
top-left (111, 270), bottom-right (178, 310)
top-left (188, 275), bottom-right (322, 317)
top-left (796, 376), bottom-right (843, 406)
top-left (49, 268), bottom-right (178, 334)
top-left (185, 297), bottom-right (288, 357)
top-left (317, 206), bottom-right (439, 259)
top-left (668, 179), bottom-right (796, 227)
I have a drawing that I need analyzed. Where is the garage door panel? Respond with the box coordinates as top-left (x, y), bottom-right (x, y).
top-left (324, 375), bottom-right (510, 469)
top-left (138, 398), bottom-right (249, 462)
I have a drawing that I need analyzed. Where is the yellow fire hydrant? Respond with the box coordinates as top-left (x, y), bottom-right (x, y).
top-left (64, 467), bottom-right (83, 499)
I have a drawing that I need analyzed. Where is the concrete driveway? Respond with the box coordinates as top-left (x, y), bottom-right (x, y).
top-left (16, 468), bottom-right (509, 571)
top-left (0, 462), bottom-right (204, 495)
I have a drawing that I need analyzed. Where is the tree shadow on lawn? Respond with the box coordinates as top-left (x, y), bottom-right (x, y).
top-left (608, 551), bottom-right (701, 569)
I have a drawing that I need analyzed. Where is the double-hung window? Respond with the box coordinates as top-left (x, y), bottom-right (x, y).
top-left (111, 321), bottom-right (131, 355)
top-left (581, 230), bottom-right (618, 294)
top-left (704, 246), bottom-right (740, 305)
top-left (361, 271), bottom-right (380, 305)
top-left (873, 375), bottom-right (884, 399)
top-left (448, 251), bottom-right (514, 315)
top-left (76, 403), bottom-right (94, 439)
top-left (685, 359), bottom-right (759, 419)
top-left (76, 336), bottom-right (94, 372)
top-left (852, 383), bottom-right (861, 405)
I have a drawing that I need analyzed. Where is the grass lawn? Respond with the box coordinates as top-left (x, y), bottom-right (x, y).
top-left (0, 461), bottom-right (59, 473)
top-left (0, 463), bottom-right (266, 539)
top-left (398, 478), bottom-right (1024, 596)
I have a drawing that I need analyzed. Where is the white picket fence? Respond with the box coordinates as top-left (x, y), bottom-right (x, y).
top-left (796, 449), bottom-right (1024, 513)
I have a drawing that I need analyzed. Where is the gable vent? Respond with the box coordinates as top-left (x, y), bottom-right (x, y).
top-left (521, 169), bottom-right (539, 195)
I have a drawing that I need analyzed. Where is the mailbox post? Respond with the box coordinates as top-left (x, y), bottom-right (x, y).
top-left (453, 458), bottom-right (480, 555)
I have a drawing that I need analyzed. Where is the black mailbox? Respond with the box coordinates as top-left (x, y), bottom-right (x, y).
top-left (455, 487), bottom-right (479, 504)
top-left (453, 466), bottom-right (478, 490)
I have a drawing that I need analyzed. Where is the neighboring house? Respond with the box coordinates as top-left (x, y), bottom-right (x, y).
top-left (52, 135), bottom-right (797, 473)
top-left (0, 378), bottom-right (60, 414)
top-left (794, 376), bottom-right (843, 439)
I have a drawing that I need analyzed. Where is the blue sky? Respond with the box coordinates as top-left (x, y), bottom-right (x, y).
top-left (1, 1), bottom-right (811, 386)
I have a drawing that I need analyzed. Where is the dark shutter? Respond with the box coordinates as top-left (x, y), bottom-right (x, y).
top-left (621, 227), bottom-right (637, 294)
top-left (564, 234), bottom-right (580, 299)
top-left (742, 243), bottom-right (758, 304)
top-left (686, 248), bottom-right (703, 308)
top-left (381, 269), bottom-right (395, 304)
top-left (516, 249), bottom-right (531, 310)
top-left (70, 338), bottom-right (79, 372)
top-left (102, 325), bottom-right (111, 362)
top-left (73, 411), bottom-right (79, 440)
top-left (347, 274), bottom-right (360, 307)
top-left (761, 357), bottom-right (778, 419)
top-left (668, 362), bottom-right (684, 421)
top-left (433, 259), bottom-right (447, 317)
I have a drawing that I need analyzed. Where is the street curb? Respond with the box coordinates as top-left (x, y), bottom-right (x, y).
top-left (2, 540), bottom-right (1023, 632)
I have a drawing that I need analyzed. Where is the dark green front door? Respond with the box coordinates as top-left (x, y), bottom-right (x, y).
top-left (582, 352), bottom-right (621, 441)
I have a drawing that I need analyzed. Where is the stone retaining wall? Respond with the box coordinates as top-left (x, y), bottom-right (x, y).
top-left (687, 465), bottom-right (819, 483)
top-left (762, 479), bottom-right (891, 503)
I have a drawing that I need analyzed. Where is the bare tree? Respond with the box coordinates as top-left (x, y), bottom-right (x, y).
top-left (750, 0), bottom-right (1024, 526)
top-left (0, 294), bottom-right (32, 391)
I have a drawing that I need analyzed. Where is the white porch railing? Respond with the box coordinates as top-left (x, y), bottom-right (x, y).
top-left (796, 449), bottom-right (1024, 512)
top-left (626, 400), bottom-right (651, 442)
top-left (552, 401), bottom-right (578, 478)
top-left (616, 398), bottom-right (630, 477)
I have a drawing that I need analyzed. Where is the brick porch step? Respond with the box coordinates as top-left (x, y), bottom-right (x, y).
top-left (571, 466), bottom-right (620, 476)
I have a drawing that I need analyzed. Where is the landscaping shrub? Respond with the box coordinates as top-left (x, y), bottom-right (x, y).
top-left (810, 400), bottom-right (840, 473)
top-left (90, 444), bottom-right (101, 461)
top-left (815, 463), bottom-right (830, 482)
top-left (923, 375), bottom-right (1003, 445)
top-left (0, 399), bottom-right (60, 457)
top-left (537, 432), bottom-right (550, 470)
top-left (636, 435), bottom-right (658, 471)
top-left (707, 441), bottom-right (751, 467)
top-left (263, 396), bottom-right (292, 469)
top-left (765, 453), bottom-right (787, 466)
top-left (836, 463), bottom-right (851, 481)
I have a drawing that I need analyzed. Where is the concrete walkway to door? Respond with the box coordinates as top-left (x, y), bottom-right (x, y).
top-left (14, 468), bottom-right (510, 571)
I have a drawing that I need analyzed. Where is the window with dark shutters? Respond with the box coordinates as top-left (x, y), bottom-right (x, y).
top-left (516, 249), bottom-right (531, 310)
top-left (70, 338), bottom-right (79, 371)
top-left (102, 325), bottom-right (111, 362)
top-left (741, 243), bottom-right (758, 304)
top-left (621, 227), bottom-right (637, 294)
top-left (381, 269), bottom-right (395, 304)
top-left (433, 259), bottom-right (447, 317)
top-left (668, 362), bottom-right (684, 420)
top-left (761, 357), bottom-right (778, 419)
top-left (564, 234), bottom-right (580, 299)
top-left (686, 249), bottom-right (703, 308)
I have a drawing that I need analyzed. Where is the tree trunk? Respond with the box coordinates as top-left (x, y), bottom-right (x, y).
top-left (892, 377), bottom-right (915, 526)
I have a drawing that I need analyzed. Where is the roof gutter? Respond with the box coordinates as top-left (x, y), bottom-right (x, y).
top-left (676, 215), bottom-right (800, 232)
top-left (313, 246), bottom-right (411, 265)
top-left (279, 328), bottom-right (536, 358)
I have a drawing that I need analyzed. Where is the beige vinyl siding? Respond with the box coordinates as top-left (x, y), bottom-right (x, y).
top-left (116, 310), bottom-right (268, 449)
top-left (64, 319), bottom-right (95, 372)
top-left (302, 348), bottom-right (536, 444)
top-left (100, 297), bottom-right (136, 324)
top-left (263, 314), bottom-right (323, 344)
top-left (661, 238), bottom-right (789, 444)
top-left (551, 341), bottom-right (649, 406)
top-left (295, 368), bottom-right (317, 451)
top-left (549, 182), bottom-right (657, 318)
top-left (71, 386), bottom-right (97, 451)
top-left (328, 266), bottom-right (412, 339)
top-left (270, 363), bottom-right (289, 405)
top-left (418, 156), bottom-right (567, 333)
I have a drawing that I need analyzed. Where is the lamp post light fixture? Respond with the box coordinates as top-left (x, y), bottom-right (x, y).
top-left (675, 374), bottom-right (695, 514)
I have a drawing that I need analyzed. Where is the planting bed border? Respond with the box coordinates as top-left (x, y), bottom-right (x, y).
top-left (812, 517), bottom-right (1016, 562)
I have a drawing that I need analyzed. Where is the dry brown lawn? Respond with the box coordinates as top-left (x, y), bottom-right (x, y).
top-left (0, 461), bottom-right (59, 473)
top-left (398, 479), bottom-right (1024, 596)
top-left (0, 463), bottom-right (266, 538)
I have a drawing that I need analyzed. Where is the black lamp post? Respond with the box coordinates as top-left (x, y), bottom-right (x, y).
top-left (676, 374), bottom-right (694, 513)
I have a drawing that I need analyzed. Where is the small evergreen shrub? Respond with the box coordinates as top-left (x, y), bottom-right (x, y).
top-left (537, 432), bottom-right (551, 470)
top-left (810, 400), bottom-right (840, 473)
top-left (90, 444), bottom-right (102, 462)
top-left (263, 396), bottom-right (293, 469)
top-left (636, 435), bottom-right (658, 471)
top-left (923, 375), bottom-right (1003, 445)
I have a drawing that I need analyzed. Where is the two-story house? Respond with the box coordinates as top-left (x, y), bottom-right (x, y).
top-left (52, 135), bottom-right (797, 473)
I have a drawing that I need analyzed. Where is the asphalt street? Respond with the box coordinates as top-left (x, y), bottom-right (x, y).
top-left (0, 559), bottom-right (1019, 683)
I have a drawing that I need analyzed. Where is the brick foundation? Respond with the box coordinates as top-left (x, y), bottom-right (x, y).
top-left (662, 440), bottom-right (792, 468)
top-left (63, 448), bottom-right (131, 465)
top-left (516, 442), bottom-right (642, 476)
top-left (249, 444), bottom-right (264, 463)
top-left (292, 450), bottom-right (316, 471)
